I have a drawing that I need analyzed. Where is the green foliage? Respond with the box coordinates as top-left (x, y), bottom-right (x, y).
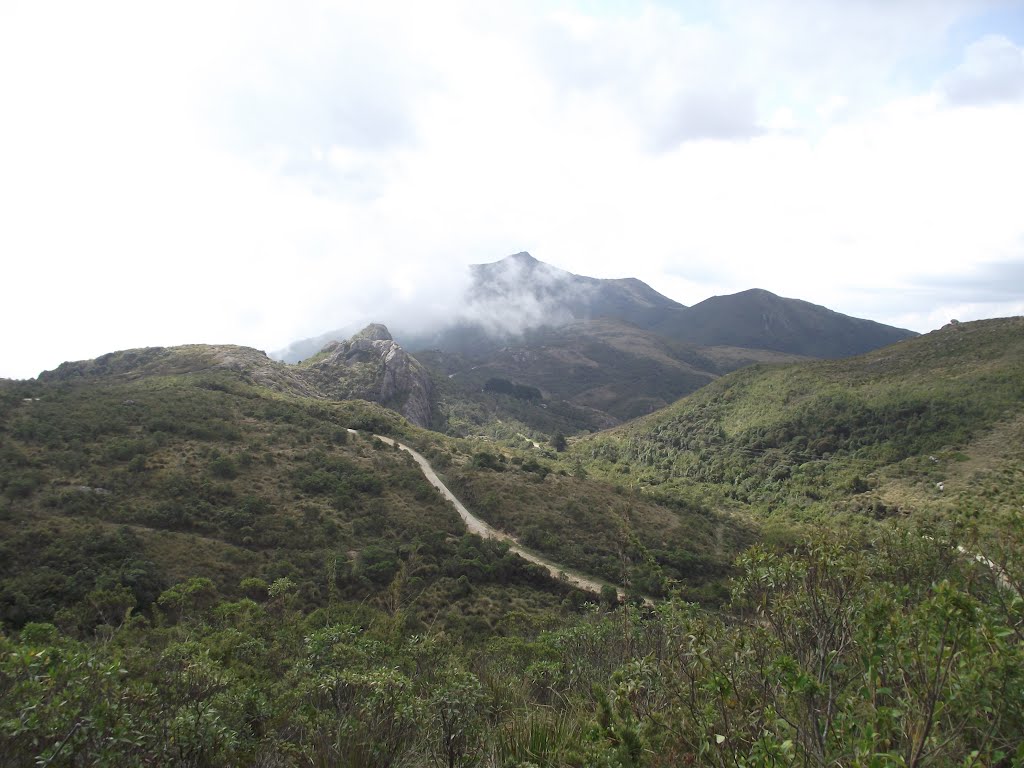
top-left (0, 522), bottom-right (1021, 766)
top-left (425, 663), bottom-right (487, 768)
top-left (484, 377), bottom-right (542, 402)
top-left (0, 373), bottom-right (580, 637)
top-left (446, 465), bottom-right (747, 600)
top-left (600, 584), bottom-right (619, 609)
top-left (576, 317), bottom-right (1024, 525)
top-left (1, 320), bottom-right (1023, 764)
top-left (311, 667), bottom-right (421, 766)
top-left (158, 577), bottom-right (218, 622)
top-left (208, 455), bottom-right (239, 479)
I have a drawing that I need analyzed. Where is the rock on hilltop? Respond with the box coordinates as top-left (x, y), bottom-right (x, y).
top-left (38, 324), bottom-right (435, 428)
top-left (302, 324), bottom-right (434, 427)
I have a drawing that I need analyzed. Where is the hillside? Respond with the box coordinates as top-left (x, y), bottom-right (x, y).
top-left (655, 287), bottom-right (917, 358)
top-left (425, 319), bottom-right (806, 437)
top-left (1, 319), bottom-right (1022, 765)
top-left (0, 371), bottom-right (568, 633)
top-left (1, 349), bottom-right (753, 632)
top-left (575, 317), bottom-right (1024, 530)
top-left (39, 325), bottom-right (435, 427)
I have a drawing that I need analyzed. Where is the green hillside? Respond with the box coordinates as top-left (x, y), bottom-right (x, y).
top-left (576, 317), bottom-right (1024, 530)
top-left (0, 371), bottom-right (583, 638)
top-left (1, 318), bottom-right (1022, 766)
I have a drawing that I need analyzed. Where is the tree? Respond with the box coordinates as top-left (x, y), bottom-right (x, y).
top-left (600, 584), bottom-right (620, 610)
top-left (428, 665), bottom-right (486, 768)
top-left (157, 577), bottom-right (217, 623)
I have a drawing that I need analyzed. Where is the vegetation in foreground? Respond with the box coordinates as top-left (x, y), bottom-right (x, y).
top-left (1, 316), bottom-right (1023, 765)
top-left (1, 525), bottom-right (1022, 766)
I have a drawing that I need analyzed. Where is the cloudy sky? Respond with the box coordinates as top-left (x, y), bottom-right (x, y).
top-left (2, 0), bottom-right (1023, 378)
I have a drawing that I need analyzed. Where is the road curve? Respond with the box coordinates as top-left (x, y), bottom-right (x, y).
top-left (351, 429), bottom-right (626, 599)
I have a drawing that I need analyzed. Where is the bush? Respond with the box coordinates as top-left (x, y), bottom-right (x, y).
top-left (210, 456), bottom-right (239, 479)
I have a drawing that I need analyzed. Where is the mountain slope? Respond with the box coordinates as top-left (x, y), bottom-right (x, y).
top-left (426, 318), bottom-right (807, 436)
top-left (655, 287), bottom-right (917, 357)
top-left (410, 252), bottom-right (916, 357)
top-left (576, 317), bottom-right (1024, 525)
top-left (410, 254), bottom-right (917, 433)
top-left (0, 372), bottom-right (581, 635)
top-left (1, 341), bottom-right (754, 630)
top-left (274, 253), bottom-right (917, 436)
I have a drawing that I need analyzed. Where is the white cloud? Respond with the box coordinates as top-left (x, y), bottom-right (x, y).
top-left (0, 0), bottom-right (1022, 378)
top-left (942, 34), bottom-right (1024, 104)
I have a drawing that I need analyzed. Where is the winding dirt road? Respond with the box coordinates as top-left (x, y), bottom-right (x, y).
top-left (357, 432), bottom-right (1017, 604)
top-left (351, 429), bottom-right (626, 599)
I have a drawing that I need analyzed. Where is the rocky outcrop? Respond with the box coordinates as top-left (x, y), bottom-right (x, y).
top-left (37, 325), bottom-right (436, 428)
top-left (303, 324), bottom-right (435, 427)
top-left (39, 345), bottom-right (320, 398)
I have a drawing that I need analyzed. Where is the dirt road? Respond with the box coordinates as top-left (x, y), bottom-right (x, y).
top-left (354, 430), bottom-right (626, 599)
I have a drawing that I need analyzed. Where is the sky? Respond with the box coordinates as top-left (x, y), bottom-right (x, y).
top-left (2, 0), bottom-right (1023, 378)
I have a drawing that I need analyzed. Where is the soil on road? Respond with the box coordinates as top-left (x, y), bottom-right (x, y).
top-left (353, 430), bottom-right (628, 599)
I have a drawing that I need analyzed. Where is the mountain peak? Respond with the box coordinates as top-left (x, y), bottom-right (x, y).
top-left (353, 323), bottom-right (393, 342)
top-left (309, 323), bottom-right (432, 426)
top-left (472, 251), bottom-right (544, 274)
top-left (734, 288), bottom-right (779, 299)
top-left (506, 251), bottom-right (537, 263)
top-left (669, 288), bottom-right (917, 358)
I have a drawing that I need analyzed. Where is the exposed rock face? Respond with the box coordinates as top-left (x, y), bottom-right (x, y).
top-left (301, 324), bottom-right (435, 427)
top-left (37, 324), bottom-right (436, 428)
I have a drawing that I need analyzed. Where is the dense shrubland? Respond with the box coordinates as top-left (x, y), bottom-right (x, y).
top-left (0, 374), bottom-right (585, 638)
top-left (2, 317), bottom-right (1024, 765)
top-left (2, 524), bottom-right (1022, 766)
top-left (445, 459), bottom-right (749, 603)
top-left (576, 318), bottom-right (1024, 525)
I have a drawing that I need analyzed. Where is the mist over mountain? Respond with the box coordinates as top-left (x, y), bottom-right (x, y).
top-left (463, 252), bottom-right (684, 336)
top-left (275, 251), bottom-right (916, 364)
top-left (268, 251), bottom-right (917, 434)
top-left (273, 251), bottom-right (685, 362)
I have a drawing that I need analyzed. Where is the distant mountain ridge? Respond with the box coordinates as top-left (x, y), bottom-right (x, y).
top-left (653, 288), bottom-right (915, 358)
top-left (275, 251), bottom-right (916, 363)
top-left (393, 252), bottom-right (916, 363)
top-left (272, 251), bottom-right (918, 435)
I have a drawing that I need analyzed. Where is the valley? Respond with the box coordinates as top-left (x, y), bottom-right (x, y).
top-left (1, 265), bottom-right (1021, 765)
top-left (5, 0), bottom-right (1022, 759)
